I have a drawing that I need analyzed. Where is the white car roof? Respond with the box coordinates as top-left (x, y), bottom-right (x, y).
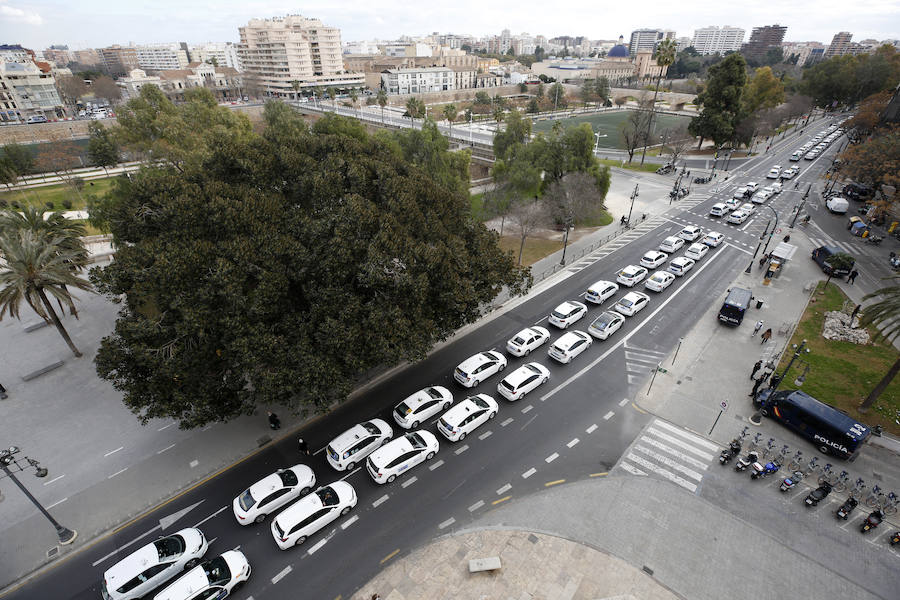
top-left (712, 202), bottom-right (727, 208)
top-left (671, 256), bottom-right (694, 265)
top-left (275, 482), bottom-right (353, 526)
top-left (643, 250), bottom-right (665, 258)
top-left (621, 291), bottom-right (647, 302)
top-left (688, 243), bottom-right (705, 251)
top-left (154, 564), bottom-right (210, 600)
top-left (247, 465), bottom-right (311, 500)
top-left (621, 265), bottom-right (643, 274)
top-left (458, 352), bottom-right (497, 371)
top-left (705, 232), bottom-right (724, 239)
top-left (104, 528), bottom-right (202, 590)
top-left (399, 387), bottom-right (448, 411)
top-left (587, 280), bottom-right (615, 292)
top-left (555, 301), bottom-right (584, 312)
top-left (369, 432), bottom-right (435, 466)
top-left (504, 363), bottom-right (544, 386)
top-left (554, 331), bottom-right (589, 350)
top-left (441, 395), bottom-right (495, 427)
top-left (330, 420), bottom-right (388, 452)
top-left (650, 271), bottom-right (674, 281)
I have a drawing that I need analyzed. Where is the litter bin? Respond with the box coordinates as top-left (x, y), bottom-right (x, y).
top-left (756, 299), bottom-right (764, 309)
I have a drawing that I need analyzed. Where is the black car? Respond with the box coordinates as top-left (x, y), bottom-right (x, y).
top-left (842, 182), bottom-right (873, 201)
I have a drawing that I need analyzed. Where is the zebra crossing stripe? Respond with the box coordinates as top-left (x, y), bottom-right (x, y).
top-left (624, 453), bottom-right (698, 492)
top-left (633, 444), bottom-right (705, 481)
top-left (639, 436), bottom-right (710, 471)
top-left (620, 462), bottom-right (648, 476)
top-left (652, 420), bottom-right (719, 451)
top-left (645, 427), bottom-right (716, 461)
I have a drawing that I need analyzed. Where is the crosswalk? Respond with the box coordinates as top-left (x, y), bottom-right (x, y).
top-left (623, 343), bottom-right (666, 385)
top-left (566, 214), bottom-right (672, 273)
top-left (808, 236), bottom-right (861, 255)
top-left (616, 419), bottom-right (719, 493)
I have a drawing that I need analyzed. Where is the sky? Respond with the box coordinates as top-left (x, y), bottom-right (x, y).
top-left (2, 0), bottom-right (899, 50)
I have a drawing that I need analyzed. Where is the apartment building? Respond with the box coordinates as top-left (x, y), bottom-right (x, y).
top-left (118, 63), bottom-right (243, 102)
top-left (98, 45), bottom-right (140, 76)
top-left (741, 24), bottom-right (788, 63)
top-left (691, 26), bottom-right (745, 55)
top-left (825, 32), bottom-right (854, 58)
top-left (238, 14), bottom-right (362, 97)
top-left (135, 43), bottom-right (190, 71)
top-left (381, 67), bottom-right (454, 95)
top-left (189, 42), bottom-right (241, 70)
top-left (0, 45), bottom-right (63, 121)
top-left (628, 29), bottom-right (676, 56)
top-left (42, 45), bottom-right (73, 66)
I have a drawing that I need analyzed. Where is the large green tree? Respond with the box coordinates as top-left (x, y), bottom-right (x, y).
top-left (802, 46), bottom-right (900, 107)
top-left (87, 121), bottom-right (120, 175)
top-left (689, 53), bottom-right (748, 148)
top-left (90, 91), bottom-right (528, 428)
top-left (493, 109), bottom-right (532, 159)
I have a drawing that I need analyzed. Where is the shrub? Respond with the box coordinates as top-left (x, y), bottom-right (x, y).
top-left (62, 198), bottom-right (73, 209)
top-left (11, 200), bottom-right (20, 209)
top-left (0, 199), bottom-right (7, 208)
top-left (45, 201), bottom-right (55, 209)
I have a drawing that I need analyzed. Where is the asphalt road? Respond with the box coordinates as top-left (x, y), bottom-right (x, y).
top-left (6, 116), bottom-right (856, 600)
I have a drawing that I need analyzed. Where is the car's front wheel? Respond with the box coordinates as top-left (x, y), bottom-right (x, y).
top-left (345, 462), bottom-right (355, 472)
top-left (442, 401), bottom-right (451, 410)
top-left (340, 506), bottom-right (352, 516)
top-left (488, 411), bottom-right (497, 420)
top-left (426, 451), bottom-right (436, 460)
top-left (458, 432), bottom-right (467, 441)
top-left (294, 536), bottom-right (307, 547)
top-left (542, 376), bottom-right (549, 384)
top-left (387, 474), bottom-right (396, 483)
top-left (411, 420), bottom-right (419, 429)
top-left (254, 514), bottom-right (267, 524)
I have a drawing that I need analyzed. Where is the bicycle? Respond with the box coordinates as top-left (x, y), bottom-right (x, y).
top-left (817, 463), bottom-right (835, 485)
top-left (832, 470), bottom-right (850, 494)
top-left (884, 492), bottom-right (898, 516)
top-left (850, 478), bottom-right (866, 500)
top-left (804, 457), bottom-right (820, 477)
top-left (763, 438), bottom-right (777, 459)
top-left (865, 485), bottom-right (884, 508)
top-left (787, 450), bottom-right (804, 471)
top-left (748, 433), bottom-right (763, 453)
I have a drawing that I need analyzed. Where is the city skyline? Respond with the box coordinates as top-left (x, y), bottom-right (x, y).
top-left (2, 0), bottom-right (899, 50)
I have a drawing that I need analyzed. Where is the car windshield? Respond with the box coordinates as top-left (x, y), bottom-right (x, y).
top-left (277, 469), bottom-right (299, 487)
top-left (621, 269), bottom-right (635, 277)
top-left (525, 364), bottom-right (542, 375)
top-left (154, 534), bottom-right (185, 559)
top-left (471, 396), bottom-right (488, 409)
top-left (363, 421), bottom-right (380, 435)
top-left (238, 489), bottom-right (256, 512)
top-left (551, 309), bottom-right (566, 318)
top-left (202, 556), bottom-right (232, 587)
top-left (619, 299), bottom-right (634, 308)
top-left (316, 486), bottom-right (339, 506)
top-left (651, 274), bottom-right (665, 282)
top-left (407, 432), bottom-right (426, 449)
top-left (395, 401), bottom-right (411, 415)
top-left (425, 387), bottom-right (442, 399)
top-left (511, 334), bottom-right (527, 345)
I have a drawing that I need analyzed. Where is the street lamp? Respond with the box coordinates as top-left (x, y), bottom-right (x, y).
top-left (593, 133), bottom-right (607, 154)
top-left (0, 447), bottom-right (77, 545)
top-left (559, 214), bottom-right (574, 266)
top-left (789, 184), bottom-right (813, 229)
top-left (627, 184), bottom-right (639, 226)
top-left (750, 339), bottom-right (810, 425)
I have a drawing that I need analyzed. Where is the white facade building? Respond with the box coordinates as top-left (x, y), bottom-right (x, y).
top-left (0, 57), bottom-right (64, 121)
top-left (189, 42), bottom-right (241, 70)
top-left (381, 67), bottom-right (454, 95)
top-left (629, 29), bottom-right (676, 56)
top-left (343, 40), bottom-right (381, 55)
top-left (135, 44), bottom-right (190, 71)
top-left (691, 26), bottom-right (746, 55)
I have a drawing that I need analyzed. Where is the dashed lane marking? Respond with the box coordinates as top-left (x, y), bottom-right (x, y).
top-left (157, 423), bottom-right (175, 432)
top-left (104, 447), bottom-right (123, 457)
top-left (429, 459), bottom-right (445, 471)
top-left (586, 424), bottom-right (598, 433)
top-left (157, 444), bottom-right (176, 455)
top-left (521, 404), bottom-right (533, 414)
top-left (500, 418), bottom-right (514, 427)
top-left (108, 468), bottom-right (128, 479)
top-left (438, 517), bottom-right (456, 530)
top-left (341, 515), bottom-right (359, 529)
top-left (193, 505), bottom-right (228, 528)
top-left (619, 398), bottom-right (630, 407)
top-left (43, 474), bottom-right (65, 486)
top-left (46, 497), bottom-right (68, 509)
top-left (567, 438), bottom-right (579, 448)
top-left (307, 539), bottom-right (328, 555)
top-left (401, 476), bottom-right (418, 488)
top-left (338, 466), bottom-right (361, 481)
top-left (603, 411), bottom-right (615, 420)
top-left (522, 468), bottom-right (536, 479)
top-left (496, 483), bottom-right (512, 495)
top-left (272, 566), bottom-right (292, 584)
top-left (545, 453), bottom-right (559, 463)
top-left (372, 495), bottom-right (389, 508)
top-left (478, 430), bottom-right (493, 440)
top-left (454, 445), bottom-right (469, 455)
top-left (468, 500), bottom-right (485, 512)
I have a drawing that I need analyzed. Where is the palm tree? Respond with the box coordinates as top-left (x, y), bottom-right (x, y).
top-left (0, 206), bottom-right (88, 268)
top-left (492, 105), bottom-right (505, 132)
top-left (442, 103), bottom-right (458, 140)
top-left (640, 38), bottom-right (678, 165)
top-left (857, 278), bottom-right (900, 411)
top-left (377, 89), bottom-right (388, 124)
top-left (348, 89), bottom-right (359, 117)
top-left (0, 230), bottom-right (93, 357)
top-left (289, 80), bottom-right (302, 101)
top-left (405, 97), bottom-right (424, 129)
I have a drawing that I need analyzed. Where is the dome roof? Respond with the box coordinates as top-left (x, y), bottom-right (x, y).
top-left (608, 45), bottom-right (629, 58)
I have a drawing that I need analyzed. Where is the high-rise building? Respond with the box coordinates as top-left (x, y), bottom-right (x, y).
top-left (73, 48), bottom-right (101, 66)
top-left (741, 24), bottom-right (788, 63)
top-left (691, 26), bottom-right (745, 55)
top-left (43, 45), bottom-right (73, 66)
top-left (98, 45), bottom-right (140, 76)
top-left (628, 29), bottom-right (676, 57)
top-left (0, 44), bottom-right (63, 122)
top-left (135, 43), bottom-right (190, 71)
top-left (825, 32), bottom-right (854, 58)
top-left (238, 14), bottom-right (363, 98)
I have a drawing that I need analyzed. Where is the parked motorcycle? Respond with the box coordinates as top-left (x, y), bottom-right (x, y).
top-left (719, 439), bottom-right (742, 465)
top-left (889, 252), bottom-right (900, 271)
top-left (890, 531), bottom-right (900, 546)
top-left (693, 176), bottom-right (711, 184)
top-left (836, 497), bottom-right (859, 519)
top-left (735, 451), bottom-right (759, 473)
top-left (866, 235), bottom-right (884, 246)
top-left (656, 164), bottom-right (674, 175)
top-left (751, 458), bottom-right (781, 480)
top-left (805, 482), bottom-right (833, 507)
top-left (861, 509), bottom-right (884, 533)
top-left (780, 470), bottom-right (803, 492)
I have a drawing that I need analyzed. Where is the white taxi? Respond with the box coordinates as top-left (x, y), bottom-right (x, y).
top-left (548, 330), bottom-right (592, 364)
top-left (393, 386), bottom-right (454, 429)
top-left (436, 394), bottom-right (498, 442)
top-left (497, 362), bottom-right (550, 401)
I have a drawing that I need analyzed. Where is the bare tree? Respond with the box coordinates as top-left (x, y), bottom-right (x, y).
top-left (620, 108), bottom-right (651, 163)
top-left (666, 125), bottom-right (693, 165)
top-left (91, 75), bottom-right (121, 104)
top-left (543, 172), bottom-right (606, 227)
top-left (508, 197), bottom-right (549, 265)
top-left (56, 75), bottom-right (88, 107)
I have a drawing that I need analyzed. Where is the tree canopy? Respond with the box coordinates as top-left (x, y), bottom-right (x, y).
top-left (91, 89), bottom-right (529, 428)
top-left (689, 53), bottom-right (748, 147)
top-left (801, 46), bottom-right (900, 107)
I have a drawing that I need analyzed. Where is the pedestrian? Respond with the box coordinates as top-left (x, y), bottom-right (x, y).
top-left (769, 373), bottom-right (782, 388)
top-left (752, 320), bottom-right (764, 337)
top-left (760, 328), bottom-right (772, 344)
top-left (848, 269), bottom-right (859, 284)
top-left (750, 360), bottom-right (763, 380)
top-left (620, 215), bottom-right (627, 225)
top-left (371, 595), bottom-right (381, 600)
top-left (298, 437), bottom-right (310, 455)
top-left (749, 376), bottom-right (765, 398)
top-left (0, 381), bottom-right (6, 400)
top-left (783, 234), bottom-right (791, 243)
top-left (267, 411), bottom-right (281, 430)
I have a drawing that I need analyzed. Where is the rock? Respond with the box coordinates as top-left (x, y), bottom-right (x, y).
top-left (822, 311), bottom-right (870, 344)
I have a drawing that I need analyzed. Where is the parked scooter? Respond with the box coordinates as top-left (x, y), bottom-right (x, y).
top-left (719, 439), bottom-right (742, 465)
top-left (751, 458), bottom-right (780, 480)
top-left (780, 470), bottom-right (803, 492)
top-left (836, 496), bottom-right (859, 519)
top-left (805, 482), bottom-right (833, 507)
top-left (866, 235), bottom-right (884, 246)
top-left (890, 252), bottom-right (900, 271)
top-left (860, 509), bottom-right (884, 533)
top-left (735, 451), bottom-right (759, 473)
top-left (890, 531), bottom-right (900, 546)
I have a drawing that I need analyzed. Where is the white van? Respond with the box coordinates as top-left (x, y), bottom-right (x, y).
top-left (826, 197), bottom-right (849, 214)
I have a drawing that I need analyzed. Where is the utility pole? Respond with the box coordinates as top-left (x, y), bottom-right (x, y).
top-left (789, 184), bottom-right (812, 229)
top-left (627, 184), bottom-right (639, 226)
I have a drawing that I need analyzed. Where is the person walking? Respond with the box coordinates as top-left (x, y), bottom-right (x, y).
top-left (267, 411), bottom-right (281, 430)
top-left (752, 320), bottom-right (764, 337)
top-left (760, 328), bottom-right (772, 344)
top-left (749, 376), bottom-right (765, 398)
top-left (750, 360), bottom-right (763, 380)
top-left (848, 269), bottom-right (859, 284)
top-left (298, 438), bottom-right (310, 456)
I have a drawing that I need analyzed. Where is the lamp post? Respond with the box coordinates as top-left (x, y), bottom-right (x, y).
top-left (749, 340), bottom-right (810, 425)
top-left (559, 214), bottom-right (574, 266)
top-left (759, 204), bottom-right (780, 257)
top-left (593, 133), bottom-right (607, 154)
top-left (0, 447), bottom-right (77, 545)
top-left (789, 183), bottom-right (813, 229)
top-left (627, 184), bottom-right (639, 226)
top-left (745, 217), bottom-right (774, 274)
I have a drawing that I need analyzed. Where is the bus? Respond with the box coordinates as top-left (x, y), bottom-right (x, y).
top-left (755, 389), bottom-right (870, 460)
top-left (717, 287), bottom-right (752, 326)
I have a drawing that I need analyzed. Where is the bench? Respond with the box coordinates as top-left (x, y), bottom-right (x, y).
top-left (468, 557), bottom-right (502, 573)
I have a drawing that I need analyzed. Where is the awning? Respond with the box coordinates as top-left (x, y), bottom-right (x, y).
top-left (771, 242), bottom-right (797, 261)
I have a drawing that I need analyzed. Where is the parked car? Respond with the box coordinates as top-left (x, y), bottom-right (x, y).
top-left (548, 300), bottom-right (588, 328)
top-left (684, 243), bottom-right (709, 261)
top-left (326, 420), bottom-right (393, 471)
top-left (152, 551), bottom-right (251, 600)
top-left (271, 483), bottom-right (357, 547)
top-left (454, 351), bottom-right (507, 387)
top-left (232, 466), bottom-right (316, 525)
top-left (584, 280), bottom-right (619, 305)
top-left (393, 386), bottom-right (454, 429)
top-left (614, 291), bottom-right (650, 317)
top-left (506, 326), bottom-right (551, 357)
top-left (702, 232), bottom-right (725, 247)
top-left (588, 311), bottom-right (625, 339)
top-left (497, 362), bottom-right (551, 400)
top-left (727, 210), bottom-right (749, 225)
top-left (709, 203), bottom-right (729, 217)
top-left (437, 394), bottom-right (498, 442)
top-left (668, 256), bottom-right (696, 276)
top-left (548, 330), bottom-right (592, 364)
top-left (366, 432), bottom-right (439, 484)
top-left (644, 270), bottom-right (675, 292)
top-left (659, 236), bottom-right (685, 253)
top-left (678, 225), bottom-right (702, 241)
top-left (640, 251), bottom-right (668, 269)
top-left (617, 265), bottom-right (649, 287)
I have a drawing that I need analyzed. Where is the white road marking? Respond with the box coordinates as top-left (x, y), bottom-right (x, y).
top-left (540, 249), bottom-right (728, 402)
top-left (646, 427), bottom-right (716, 460)
top-left (545, 453), bottom-right (559, 463)
top-left (634, 445), bottom-right (704, 481)
top-left (307, 539), bottom-right (328, 555)
top-left (104, 447), bottom-right (123, 457)
top-left (619, 398), bottom-right (630, 407)
top-left (157, 443), bottom-right (176, 455)
top-left (478, 430), bottom-right (493, 440)
top-left (429, 459), bottom-right (445, 471)
top-left (723, 241), bottom-right (754, 255)
top-left (372, 495), bottom-right (389, 508)
top-left (620, 462), bottom-right (648, 476)
top-left (271, 566), bottom-right (292, 584)
top-left (603, 411), bottom-right (615, 420)
top-left (339, 466), bottom-right (361, 481)
top-left (533, 317), bottom-right (548, 325)
top-left (313, 447), bottom-right (325, 455)
top-left (500, 418), bottom-right (513, 427)
top-left (189, 460), bottom-right (199, 468)
top-left (108, 468), bottom-right (128, 479)
top-left (567, 438), bottom-right (580, 448)
top-left (521, 404), bottom-right (533, 414)
top-left (157, 423), bottom-right (175, 432)
top-left (468, 500), bottom-right (485, 512)
top-left (624, 452), bottom-right (698, 492)
top-left (586, 424), bottom-right (598, 433)
top-left (401, 476), bottom-right (418, 488)
top-left (496, 483), bottom-right (512, 495)
top-left (522, 468), bottom-right (537, 479)
top-left (439, 517), bottom-right (456, 530)
top-left (46, 497), bottom-right (68, 509)
top-left (42, 474), bottom-right (65, 486)
top-left (652, 420), bottom-right (720, 450)
top-left (193, 505), bottom-right (229, 528)
top-left (640, 437), bottom-right (711, 471)
top-left (341, 515), bottom-right (359, 529)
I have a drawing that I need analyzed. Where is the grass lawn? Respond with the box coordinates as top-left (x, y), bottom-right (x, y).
top-left (1, 178), bottom-right (115, 211)
top-left (580, 209), bottom-right (614, 227)
top-left (470, 192), bottom-right (484, 220)
top-left (497, 236), bottom-right (563, 267)
top-left (598, 158), bottom-right (660, 173)
top-left (776, 281), bottom-right (900, 436)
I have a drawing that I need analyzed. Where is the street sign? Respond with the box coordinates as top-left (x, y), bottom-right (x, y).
top-left (720, 400), bottom-right (728, 412)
